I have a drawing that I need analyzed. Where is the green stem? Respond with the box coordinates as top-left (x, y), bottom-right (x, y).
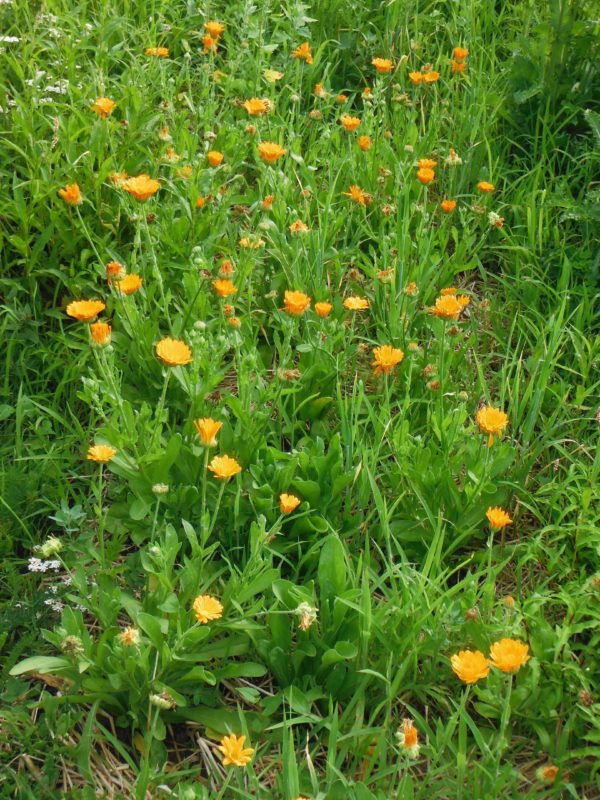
top-left (207, 480), bottom-right (226, 540)
top-left (152, 369), bottom-right (171, 449)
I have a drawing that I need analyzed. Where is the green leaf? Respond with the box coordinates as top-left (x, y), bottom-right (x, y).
top-left (9, 656), bottom-right (71, 676)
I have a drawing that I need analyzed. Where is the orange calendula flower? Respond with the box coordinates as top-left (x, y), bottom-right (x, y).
top-left (59, 183), bottom-right (82, 205)
top-left (397, 718), bottom-right (420, 758)
top-left (123, 174), bottom-right (160, 201)
top-left (284, 290), bottom-right (311, 316)
top-left (315, 301), bottom-right (333, 318)
top-left (219, 259), bottom-right (235, 277)
top-left (217, 734), bottom-right (254, 768)
top-left (292, 42), bottom-right (313, 64)
top-left (452, 60), bottom-right (467, 74)
top-left (205, 20), bottom-right (225, 38)
top-left (108, 171), bottom-right (128, 187)
top-left (405, 281), bottom-right (418, 296)
top-left (441, 199), bottom-right (457, 213)
top-left (423, 70), bottom-right (440, 83)
top-left (372, 57), bottom-right (393, 74)
top-left (477, 181), bottom-right (495, 193)
top-left (489, 639), bottom-right (530, 673)
top-left (145, 46), bottom-right (169, 57)
top-left (486, 507), bottom-right (513, 530)
top-left (476, 406), bottom-right (508, 447)
top-left (229, 316), bottom-right (241, 328)
top-left (106, 261), bottom-right (126, 281)
top-left (289, 220), bottom-right (310, 235)
top-left (314, 83), bottom-right (328, 98)
top-left (207, 150), bottom-right (224, 167)
top-left (450, 649), bottom-right (490, 684)
top-left (90, 321), bottom-right (111, 346)
top-left (372, 345), bottom-right (404, 375)
top-left (440, 287), bottom-right (457, 296)
top-left (116, 274), bottom-right (143, 295)
top-left (194, 418), bottom-right (223, 447)
top-left (417, 167), bottom-right (435, 185)
top-left (342, 184), bottom-right (371, 206)
top-left (258, 141), bottom-right (286, 163)
top-left (196, 196), bottom-right (206, 209)
top-left (343, 296), bottom-right (370, 311)
top-left (408, 71), bottom-right (424, 85)
top-left (453, 47), bottom-right (469, 61)
top-left (208, 455), bottom-right (242, 480)
top-left (536, 765), bottom-right (559, 784)
top-left (262, 195), bottom-right (274, 210)
top-left (418, 158), bottom-right (437, 169)
top-left (213, 278), bottom-right (237, 298)
top-left (87, 444), bottom-right (116, 463)
top-left (429, 295), bottom-right (468, 320)
top-left (243, 97), bottom-right (268, 116)
top-left (358, 135), bottom-right (372, 151)
top-left (193, 594), bottom-right (223, 623)
top-left (66, 299), bottom-right (105, 321)
top-left (337, 94), bottom-right (348, 103)
top-left (91, 97), bottom-right (116, 119)
top-left (340, 114), bottom-right (361, 132)
top-left (202, 34), bottom-right (217, 54)
top-left (280, 493), bottom-right (301, 514)
top-left (155, 337), bottom-right (192, 366)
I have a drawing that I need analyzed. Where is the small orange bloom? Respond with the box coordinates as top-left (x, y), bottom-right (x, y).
top-left (194, 418), bottom-right (223, 447)
top-left (262, 195), bottom-right (274, 210)
top-left (429, 295), bottom-right (468, 320)
top-left (90, 321), bottom-right (111, 346)
top-left (486, 507), bottom-right (512, 530)
top-left (116, 274), bottom-right (143, 295)
top-left (284, 290), bottom-right (311, 316)
top-left (372, 57), bottom-right (393, 74)
top-left (196, 196), bottom-right (206, 209)
top-left (343, 296), bottom-right (369, 311)
top-left (476, 406), bottom-right (508, 447)
top-left (315, 301), bottom-right (333, 318)
top-left (208, 455), bottom-right (242, 480)
top-left (289, 220), bottom-right (309, 235)
top-left (408, 71), bottom-right (424, 85)
top-left (123, 175), bottom-right (160, 201)
top-left (145, 47), bottom-right (169, 57)
top-left (216, 734), bottom-right (254, 768)
top-left (418, 158), bottom-right (437, 169)
top-left (106, 261), bottom-right (126, 282)
top-left (205, 21), bottom-right (225, 39)
top-left (292, 42), bottom-right (313, 64)
top-left (58, 183), bottom-right (82, 205)
top-left (342, 184), bottom-right (370, 206)
top-left (340, 115), bottom-right (361, 132)
top-left (66, 299), bottom-right (105, 321)
top-left (452, 60), bottom-right (467, 74)
top-left (213, 279), bottom-right (237, 298)
top-left (87, 444), bottom-right (116, 463)
top-left (358, 135), bottom-right (372, 151)
top-left (372, 345), bottom-right (404, 375)
top-left (489, 638), bottom-right (530, 673)
top-left (91, 97), bottom-right (116, 119)
top-left (417, 167), bottom-right (435, 185)
top-left (258, 142), bottom-right (286, 164)
top-left (477, 181), bottom-right (495, 193)
top-left (423, 70), bottom-right (440, 83)
top-left (193, 594), bottom-right (223, 623)
top-left (155, 337), bottom-right (192, 366)
top-left (314, 83), bottom-right (328, 98)
top-left (337, 94), bottom-right (348, 103)
top-left (243, 98), bottom-right (269, 116)
top-left (453, 47), bottom-right (469, 61)
top-left (441, 199), bottom-right (457, 213)
top-left (219, 259), bottom-right (235, 277)
top-left (451, 649), bottom-right (490, 683)
top-left (279, 493), bottom-right (301, 514)
top-left (208, 150), bottom-right (224, 167)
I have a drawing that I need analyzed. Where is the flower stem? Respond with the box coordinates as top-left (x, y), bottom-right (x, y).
top-left (152, 369), bottom-right (171, 449)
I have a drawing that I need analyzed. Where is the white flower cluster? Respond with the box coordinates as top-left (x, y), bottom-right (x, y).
top-left (28, 558), bottom-right (61, 572)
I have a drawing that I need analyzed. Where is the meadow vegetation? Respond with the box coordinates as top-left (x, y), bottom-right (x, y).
top-left (0, 0), bottom-right (599, 797)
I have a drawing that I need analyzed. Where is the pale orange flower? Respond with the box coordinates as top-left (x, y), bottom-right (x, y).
top-left (193, 594), bottom-right (223, 623)
top-left (450, 649), bottom-right (490, 683)
top-left (372, 345), bottom-right (404, 375)
top-left (423, 70), bottom-right (440, 83)
top-left (292, 42), bottom-right (313, 64)
top-left (289, 220), bottom-right (309, 235)
top-left (258, 141), bottom-right (286, 164)
top-left (207, 150), bottom-right (224, 167)
top-left (408, 71), bottom-right (424, 85)
top-left (372, 57), bottom-right (393, 74)
top-left (243, 98), bottom-right (269, 116)
top-left (476, 406), bottom-right (508, 446)
top-left (340, 114), bottom-right (361, 132)
top-left (155, 337), bottom-right (192, 366)
top-left (202, 34), bottom-right (217, 54)
top-left (205, 20), bottom-right (225, 39)
top-left (196, 196), bottom-right (206, 209)
top-left (87, 444), bottom-right (116, 463)
top-left (358, 135), bottom-right (372, 151)
top-left (284, 290), bottom-right (311, 316)
top-left (123, 175), bottom-right (160, 201)
top-left (90, 321), bottom-right (111, 346)
top-left (486, 507), bottom-right (512, 530)
top-left (262, 195), bottom-right (275, 210)
top-left (229, 316), bottom-right (241, 328)
top-left (58, 183), bottom-right (82, 205)
top-left (477, 181), bottom-right (495, 193)
top-left (106, 261), bottom-right (126, 281)
top-left (489, 639), bottom-right (530, 673)
top-left (66, 299), bottom-right (105, 321)
top-left (145, 47), bottom-right (169, 57)
top-left (213, 279), bottom-right (237, 298)
top-left (315, 301), bottom-right (333, 318)
top-left (119, 626), bottom-right (140, 646)
top-left (429, 295), bottom-right (468, 320)
top-left (343, 296), bottom-right (369, 311)
top-left (342, 184), bottom-right (371, 206)
top-left (441, 199), bottom-right (457, 213)
top-left (208, 455), bottom-right (242, 480)
top-left (279, 493), bottom-right (301, 514)
top-left (116, 274), bottom-right (143, 295)
top-left (91, 97), bottom-right (116, 119)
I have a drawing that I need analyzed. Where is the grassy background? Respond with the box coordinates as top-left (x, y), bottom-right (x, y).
top-left (0, 0), bottom-right (599, 797)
